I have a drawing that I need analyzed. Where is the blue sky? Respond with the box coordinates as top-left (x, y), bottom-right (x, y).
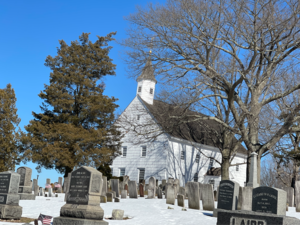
top-left (0, 0), bottom-right (165, 187)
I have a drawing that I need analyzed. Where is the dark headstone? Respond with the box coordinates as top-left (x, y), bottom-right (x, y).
top-left (53, 166), bottom-right (108, 225)
top-left (217, 180), bottom-right (239, 210)
top-left (216, 209), bottom-right (300, 225)
top-left (252, 186), bottom-right (286, 216)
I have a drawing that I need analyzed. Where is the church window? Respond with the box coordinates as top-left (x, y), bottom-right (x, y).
top-left (195, 153), bottom-right (200, 163)
top-left (193, 173), bottom-right (198, 182)
top-left (236, 165), bottom-right (239, 171)
top-left (122, 146), bottom-right (127, 157)
top-left (181, 151), bottom-right (185, 160)
top-left (138, 168), bottom-right (145, 183)
top-left (209, 179), bottom-right (215, 188)
top-left (141, 146), bottom-right (147, 157)
top-left (138, 86), bottom-right (142, 92)
top-left (208, 158), bottom-right (214, 169)
top-left (150, 88), bottom-right (153, 94)
top-left (119, 168), bottom-right (125, 176)
top-left (137, 115), bottom-right (140, 120)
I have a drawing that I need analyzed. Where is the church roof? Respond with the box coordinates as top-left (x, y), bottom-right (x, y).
top-left (141, 98), bottom-right (247, 155)
top-left (137, 57), bottom-right (157, 83)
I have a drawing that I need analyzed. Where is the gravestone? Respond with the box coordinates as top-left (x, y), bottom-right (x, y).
top-left (216, 209), bottom-right (300, 225)
top-left (128, 181), bottom-right (138, 198)
top-left (63, 173), bottom-right (71, 201)
top-left (114, 197), bottom-right (120, 202)
top-left (147, 177), bottom-right (156, 199)
top-left (139, 184), bottom-right (144, 197)
top-left (111, 179), bottom-right (119, 197)
top-left (107, 192), bottom-right (113, 202)
top-left (283, 187), bottom-right (294, 208)
top-left (162, 179), bottom-right (166, 191)
top-left (246, 152), bottom-right (259, 188)
top-left (177, 194), bottom-right (185, 207)
top-left (252, 186), bottom-right (286, 216)
top-left (56, 177), bottom-right (63, 193)
top-left (237, 186), bottom-right (253, 211)
top-left (198, 183), bottom-right (204, 200)
top-left (145, 184), bottom-right (149, 195)
top-left (157, 187), bottom-right (162, 199)
top-left (296, 181), bottom-right (300, 212)
top-left (166, 185), bottom-right (175, 205)
top-left (33, 179), bottom-right (39, 196)
top-left (46, 178), bottom-right (51, 191)
top-left (213, 180), bottom-right (239, 217)
top-left (179, 187), bottom-right (185, 198)
top-left (100, 195), bottom-right (107, 203)
top-left (48, 188), bottom-right (53, 197)
top-left (187, 182), bottom-right (200, 210)
top-left (124, 183), bottom-right (128, 194)
top-left (121, 190), bottom-right (127, 199)
top-left (0, 171), bottom-right (22, 219)
top-left (101, 176), bottom-right (107, 196)
top-left (53, 166), bottom-right (108, 225)
top-left (173, 184), bottom-right (178, 199)
top-left (39, 187), bottom-right (44, 196)
top-left (112, 209), bottom-right (124, 220)
top-left (17, 167), bottom-right (35, 200)
top-left (202, 184), bottom-right (215, 211)
top-left (123, 175), bottom-right (129, 185)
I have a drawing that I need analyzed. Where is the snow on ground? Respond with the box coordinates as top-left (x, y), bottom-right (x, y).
top-left (1, 194), bottom-right (300, 225)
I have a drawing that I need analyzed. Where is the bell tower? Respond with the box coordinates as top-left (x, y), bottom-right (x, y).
top-left (136, 57), bottom-right (157, 105)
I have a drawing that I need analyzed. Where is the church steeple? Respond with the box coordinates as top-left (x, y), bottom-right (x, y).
top-left (136, 57), bottom-right (156, 105)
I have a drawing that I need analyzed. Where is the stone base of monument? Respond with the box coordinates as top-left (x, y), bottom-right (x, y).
top-left (53, 217), bottom-right (108, 225)
top-left (60, 204), bottom-right (105, 220)
top-left (216, 209), bottom-right (300, 225)
top-left (18, 193), bottom-right (36, 200)
top-left (0, 205), bottom-right (22, 220)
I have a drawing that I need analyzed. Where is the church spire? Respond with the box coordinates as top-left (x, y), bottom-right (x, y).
top-left (136, 57), bottom-right (156, 105)
top-left (137, 57), bottom-right (157, 84)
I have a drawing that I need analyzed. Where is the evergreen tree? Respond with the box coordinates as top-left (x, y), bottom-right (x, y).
top-left (24, 33), bottom-right (122, 177)
top-left (0, 84), bottom-right (23, 171)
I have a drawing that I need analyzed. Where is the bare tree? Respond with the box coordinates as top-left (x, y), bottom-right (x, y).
top-left (121, 0), bottom-right (300, 184)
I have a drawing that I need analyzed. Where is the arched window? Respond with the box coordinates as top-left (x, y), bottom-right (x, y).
top-left (195, 153), bottom-right (200, 163)
top-left (193, 173), bottom-right (198, 182)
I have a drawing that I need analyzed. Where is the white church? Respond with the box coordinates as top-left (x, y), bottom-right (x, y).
top-left (111, 58), bottom-right (247, 189)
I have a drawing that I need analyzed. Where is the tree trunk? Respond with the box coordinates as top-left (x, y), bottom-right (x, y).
top-left (221, 157), bottom-right (230, 180)
top-left (64, 166), bottom-right (73, 178)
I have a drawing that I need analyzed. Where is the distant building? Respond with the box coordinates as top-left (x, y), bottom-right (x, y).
top-left (111, 58), bottom-right (247, 189)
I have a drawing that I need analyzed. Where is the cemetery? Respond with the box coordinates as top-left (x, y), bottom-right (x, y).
top-left (0, 154), bottom-right (300, 224)
top-left (3, 0), bottom-right (300, 225)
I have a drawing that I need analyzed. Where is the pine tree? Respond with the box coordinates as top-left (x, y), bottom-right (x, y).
top-left (0, 84), bottom-right (23, 172)
top-left (24, 33), bottom-right (122, 177)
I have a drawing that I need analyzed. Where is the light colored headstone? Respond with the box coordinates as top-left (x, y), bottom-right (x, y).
top-left (16, 167), bottom-right (35, 200)
top-left (202, 184), bottom-right (215, 211)
top-left (53, 166), bottom-right (107, 225)
top-left (147, 177), bottom-right (156, 199)
top-left (128, 181), bottom-right (138, 198)
top-left (39, 187), bottom-right (44, 196)
top-left (121, 190), bottom-right (127, 199)
top-left (177, 194), bottom-right (185, 207)
top-left (112, 209), bottom-right (124, 220)
top-left (166, 185), bottom-right (175, 205)
top-left (187, 182), bottom-right (200, 210)
top-left (33, 179), bottom-right (39, 196)
top-left (283, 187), bottom-right (294, 208)
top-left (157, 187), bottom-right (163, 199)
top-left (48, 188), bottom-right (53, 197)
top-left (198, 183), bottom-right (204, 200)
top-left (179, 187), bottom-right (185, 197)
top-left (56, 177), bottom-right (63, 193)
top-left (111, 179), bottom-right (120, 197)
top-left (100, 195), bottom-right (107, 203)
top-left (296, 181), bottom-right (300, 212)
top-left (107, 193), bottom-right (113, 202)
top-left (0, 171), bottom-right (22, 219)
top-left (246, 152), bottom-right (259, 188)
top-left (101, 176), bottom-right (107, 196)
top-left (237, 186), bottom-right (253, 211)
